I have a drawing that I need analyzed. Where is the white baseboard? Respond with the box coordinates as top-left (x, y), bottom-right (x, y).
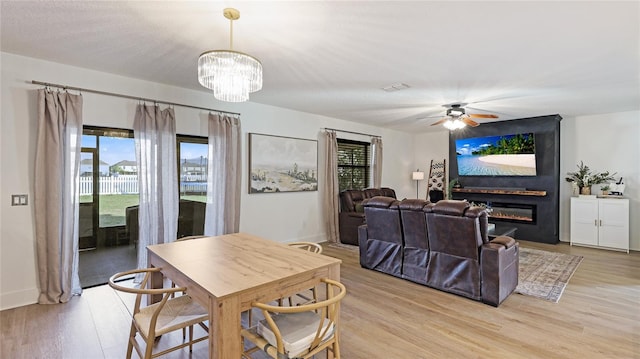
top-left (0, 287), bottom-right (38, 311)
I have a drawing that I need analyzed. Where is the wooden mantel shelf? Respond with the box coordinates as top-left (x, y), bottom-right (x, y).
top-left (451, 188), bottom-right (547, 197)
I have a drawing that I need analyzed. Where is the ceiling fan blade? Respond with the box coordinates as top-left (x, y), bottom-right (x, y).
top-left (468, 113), bottom-right (499, 119)
top-left (461, 117), bottom-right (479, 127)
top-left (430, 117), bottom-right (450, 126)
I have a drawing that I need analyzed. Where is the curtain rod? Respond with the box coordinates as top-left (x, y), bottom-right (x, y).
top-left (323, 127), bottom-right (381, 138)
top-left (31, 80), bottom-right (241, 116)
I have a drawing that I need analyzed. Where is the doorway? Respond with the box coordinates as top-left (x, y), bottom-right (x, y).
top-left (79, 127), bottom-right (138, 288)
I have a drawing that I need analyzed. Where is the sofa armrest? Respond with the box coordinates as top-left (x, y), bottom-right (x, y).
top-left (480, 240), bottom-right (519, 306)
top-left (490, 236), bottom-right (516, 248)
top-left (339, 212), bottom-right (366, 245)
top-left (344, 212), bottom-right (365, 220)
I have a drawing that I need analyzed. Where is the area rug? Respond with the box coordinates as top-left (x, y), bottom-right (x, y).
top-left (515, 247), bottom-right (583, 303)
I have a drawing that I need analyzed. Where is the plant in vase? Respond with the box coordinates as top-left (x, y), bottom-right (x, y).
top-left (565, 161), bottom-right (616, 196)
top-left (447, 178), bottom-right (460, 200)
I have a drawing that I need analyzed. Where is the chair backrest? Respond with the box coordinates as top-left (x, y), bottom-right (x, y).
top-left (108, 268), bottom-right (185, 325)
top-left (177, 235), bottom-right (207, 241)
top-left (398, 199), bottom-right (430, 250)
top-left (252, 278), bottom-right (346, 357)
top-left (287, 241), bottom-right (323, 254)
top-left (363, 196), bottom-right (403, 246)
top-left (424, 200), bottom-right (490, 299)
top-left (398, 199), bottom-right (430, 284)
top-left (339, 187), bottom-right (397, 213)
top-left (361, 196), bottom-right (404, 277)
top-left (425, 200), bottom-right (489, 259)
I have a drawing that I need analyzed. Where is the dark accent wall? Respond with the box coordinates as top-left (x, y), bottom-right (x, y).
top-left (449, 115), bottom-right (562, 244)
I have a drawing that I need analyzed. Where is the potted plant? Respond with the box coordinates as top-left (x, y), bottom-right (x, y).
top-left (565, 161), bottom-right (616, 195)
top-left (447, 178), bottom-right (460, 199)
top-left (600, 184), bottom-right (611, 196)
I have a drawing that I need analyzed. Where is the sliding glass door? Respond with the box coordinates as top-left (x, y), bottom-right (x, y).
top-left (79, 127), bottom-right (138, 288)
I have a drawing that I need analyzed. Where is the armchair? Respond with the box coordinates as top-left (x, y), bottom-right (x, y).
top-left (338, 187), bottom-right (396, 245)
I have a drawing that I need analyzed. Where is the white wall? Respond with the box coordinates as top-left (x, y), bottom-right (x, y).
top-left (413, 131), bottom-right (450, 200)
top-left (0, 52), bottom-right (415, 309)
top-left (559, 112), bottom-right (640, 248)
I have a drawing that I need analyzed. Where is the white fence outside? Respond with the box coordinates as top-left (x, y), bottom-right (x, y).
top-left (79, 175), bottom-right (207, 195)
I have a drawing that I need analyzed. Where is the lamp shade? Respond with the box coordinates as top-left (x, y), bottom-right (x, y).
top-left (412, 171), bottom-right (425, 180)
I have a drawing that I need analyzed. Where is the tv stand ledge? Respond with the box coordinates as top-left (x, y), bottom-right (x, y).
top-left (451, 188), bottom-right (547, 197)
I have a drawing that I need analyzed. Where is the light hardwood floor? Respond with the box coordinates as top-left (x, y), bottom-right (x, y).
top-left (1, 241), bottom-right (639, 358)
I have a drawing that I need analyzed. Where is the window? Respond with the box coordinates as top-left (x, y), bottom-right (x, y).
top-left (177, 135), bottom-right (208, 202)
top-left (337, 139), bottom-right (371, 191)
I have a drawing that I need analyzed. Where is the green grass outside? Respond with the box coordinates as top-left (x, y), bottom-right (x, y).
top-left (80, 194), bottom-right (205, 227)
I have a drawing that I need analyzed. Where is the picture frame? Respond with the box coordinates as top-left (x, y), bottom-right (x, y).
top-left (248, 133), bottom-right (318, 193)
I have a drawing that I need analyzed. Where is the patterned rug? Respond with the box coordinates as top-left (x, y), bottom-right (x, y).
top-left (515, 247), bottom-right (583, 303)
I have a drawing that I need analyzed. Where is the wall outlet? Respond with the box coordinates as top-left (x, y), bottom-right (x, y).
top-left (11, 194), bottom-right (28, 206)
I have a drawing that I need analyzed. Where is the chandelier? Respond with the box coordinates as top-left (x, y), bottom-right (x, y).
top-left (198, 8), bottom-right (263, 102)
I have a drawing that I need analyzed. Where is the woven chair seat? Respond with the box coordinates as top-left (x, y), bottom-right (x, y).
top-left (135, 295), bottom-right (208, 338)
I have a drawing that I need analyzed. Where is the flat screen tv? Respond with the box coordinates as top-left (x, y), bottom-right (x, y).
top-left (455, 133), bottom-right (537, 176)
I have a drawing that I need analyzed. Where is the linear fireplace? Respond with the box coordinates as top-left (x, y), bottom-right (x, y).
top-left (473, 201), bottom-right (536, 224)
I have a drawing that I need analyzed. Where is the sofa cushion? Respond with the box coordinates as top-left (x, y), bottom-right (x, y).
top-left (362, 196), bottom-right (399, 209)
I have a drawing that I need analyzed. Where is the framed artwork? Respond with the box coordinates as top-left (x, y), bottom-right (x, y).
top-left (248, 133), bottom-right (318, 193)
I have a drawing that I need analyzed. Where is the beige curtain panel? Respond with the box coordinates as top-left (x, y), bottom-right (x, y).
top-left (34, 89), bottom-right (83, 304)
top-left (205, 113), bottom-right (242, 235)
top-left (134, 104), bottom-right (179, 274)
top-left (322, 131), bottom-right (340, 243)
top-left (371, 137), bottom-right (383, 188)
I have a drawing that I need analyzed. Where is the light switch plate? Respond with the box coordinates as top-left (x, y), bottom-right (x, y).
top-left (11, 194), bottom-right (28, 206)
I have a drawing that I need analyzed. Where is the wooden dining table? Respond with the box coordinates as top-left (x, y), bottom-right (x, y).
top-left (147, 232), bottom-right (342, 359)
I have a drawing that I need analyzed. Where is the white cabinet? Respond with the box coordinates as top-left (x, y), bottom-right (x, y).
top-left (570, 197), bottom-right (629, 252)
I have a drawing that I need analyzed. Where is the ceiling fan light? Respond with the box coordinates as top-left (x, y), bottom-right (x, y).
top-left (443, 119), bottom-right (466, 130)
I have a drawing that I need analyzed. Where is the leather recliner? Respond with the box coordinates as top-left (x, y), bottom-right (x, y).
top-left (339, 187), bottom-right (396, 245)
top-left (398, 199), bottom-right (431, 285)
top-left (357, 196), bottom-right (404, 277)
top-left (423, 200), bottom-right (519, 306)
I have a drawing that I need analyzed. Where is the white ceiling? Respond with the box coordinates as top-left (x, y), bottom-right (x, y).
top-left (2, 1), bottom-right (639, 133)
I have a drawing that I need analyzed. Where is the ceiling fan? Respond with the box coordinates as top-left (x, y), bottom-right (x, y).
top-left (430, 103), bottom-right (498, 130)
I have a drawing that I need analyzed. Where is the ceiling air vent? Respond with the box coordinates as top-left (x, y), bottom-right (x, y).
top-left (381, 83), bottom-right (410, 92)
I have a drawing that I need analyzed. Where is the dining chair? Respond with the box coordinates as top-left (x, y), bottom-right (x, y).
top-left (172, 234), bottom-right (207, 338)
top-left (285, 242), bottom-right (323, 306)
top-left (176, 235), bottom-right (207, 241)
top-left (108, 268), bottom-right (209, 359)
top-left (246, 241), bottom-right (325, 328)
top-left (241, 278), bottom-right (346, 359)
top-left (287, 241), bottom-right (323, 254)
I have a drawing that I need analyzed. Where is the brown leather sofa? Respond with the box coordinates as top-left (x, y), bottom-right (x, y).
top-left (358, 199), bottom-right (519, 306)
top-left (339, 187), bottom-right (396, 245)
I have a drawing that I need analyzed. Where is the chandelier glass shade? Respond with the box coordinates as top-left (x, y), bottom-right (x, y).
top-left (198, 8), bottom-right (262, 103)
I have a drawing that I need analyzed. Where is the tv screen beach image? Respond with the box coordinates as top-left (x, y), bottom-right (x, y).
top-left (455, 133), bottom-right (537, 176)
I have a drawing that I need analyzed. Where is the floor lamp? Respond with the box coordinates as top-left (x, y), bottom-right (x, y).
top-left (412, 170), bottom-right (424, 199)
